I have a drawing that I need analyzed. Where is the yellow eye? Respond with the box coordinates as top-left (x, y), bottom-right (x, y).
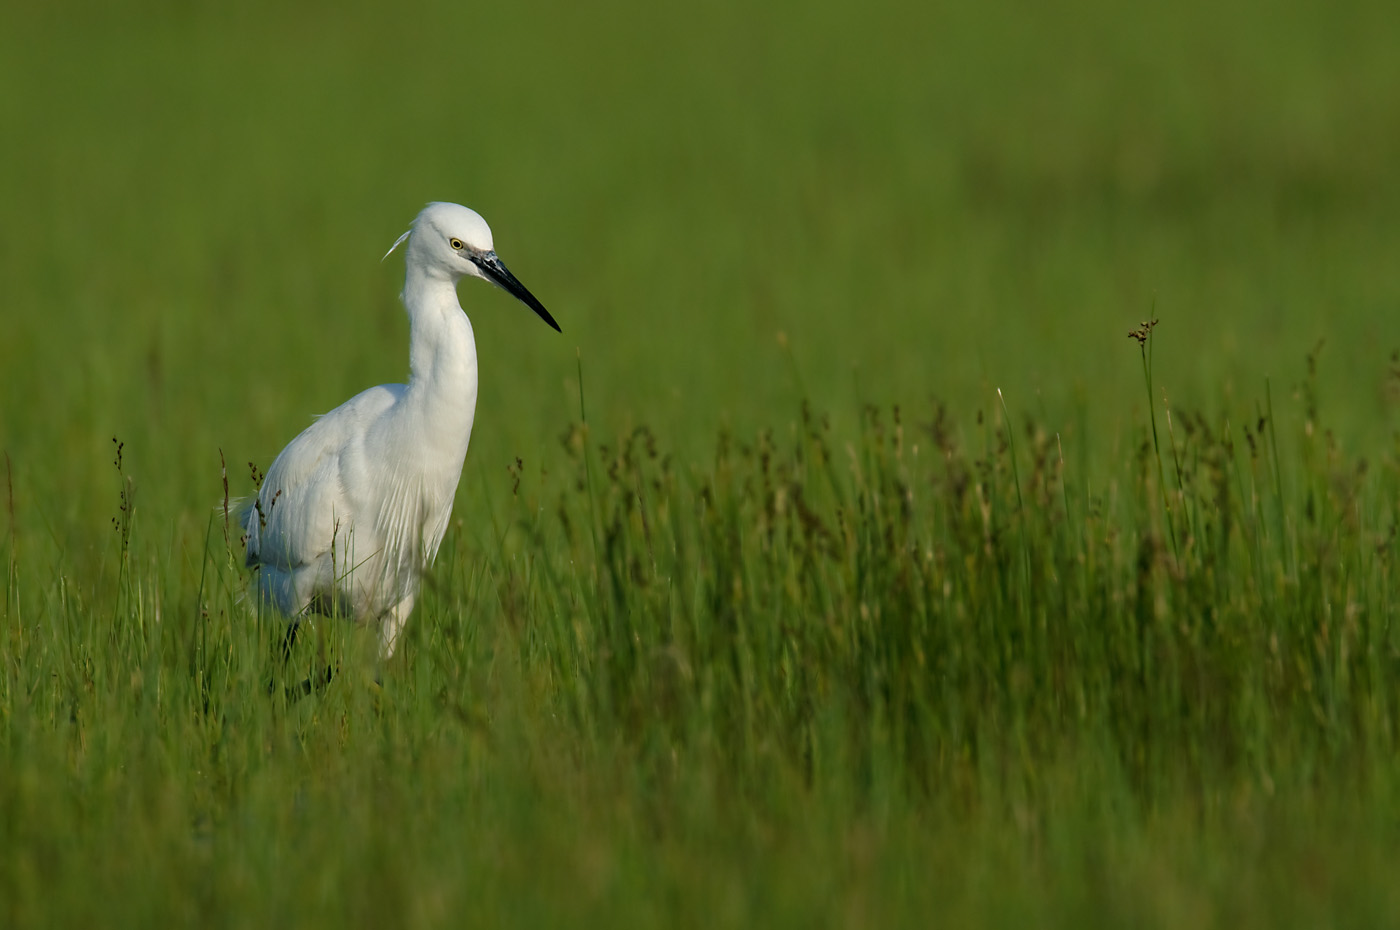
top-left (449, 238), bottom-right (464, 251)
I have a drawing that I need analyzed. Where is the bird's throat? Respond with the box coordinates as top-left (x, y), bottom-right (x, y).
top-left (403, 275), bottom-right (480, 443)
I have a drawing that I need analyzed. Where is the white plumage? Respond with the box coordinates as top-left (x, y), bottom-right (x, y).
top-left (241, 202), bottom-right (560, 659)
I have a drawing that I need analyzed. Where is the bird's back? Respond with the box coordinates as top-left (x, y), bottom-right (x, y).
top-left (243, 383), bottom-right (426, 619)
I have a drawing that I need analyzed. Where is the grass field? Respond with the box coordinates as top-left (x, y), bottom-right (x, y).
top-left (5, 0), bottom-right (1400, 926)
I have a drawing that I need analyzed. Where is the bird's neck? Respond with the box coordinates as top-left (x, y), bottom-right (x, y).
top-left (402, 269), bottom-right (479, 425)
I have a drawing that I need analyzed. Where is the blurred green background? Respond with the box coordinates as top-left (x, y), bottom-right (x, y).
top-left (5, 2), bottom-right (1400, 923)
top-left (5, 0), bottom-right (1400, 560)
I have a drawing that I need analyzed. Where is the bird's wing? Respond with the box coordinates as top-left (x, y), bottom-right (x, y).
top-left (243, 385), bottom-right (402, 572)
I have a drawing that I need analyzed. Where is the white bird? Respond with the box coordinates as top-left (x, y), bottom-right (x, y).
top-left (241, 202), bottom-right (559, 661)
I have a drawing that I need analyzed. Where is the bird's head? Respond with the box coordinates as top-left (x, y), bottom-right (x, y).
top-left (385, 201), bottom-right (561, 332)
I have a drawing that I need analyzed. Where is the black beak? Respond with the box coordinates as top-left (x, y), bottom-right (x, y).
top-left (473, 251), bottom-right (561, 333)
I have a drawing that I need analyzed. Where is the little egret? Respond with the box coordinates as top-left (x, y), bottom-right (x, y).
top-left (241, 201), bottom-right (560, 661)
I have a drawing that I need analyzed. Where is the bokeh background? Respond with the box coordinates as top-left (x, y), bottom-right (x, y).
top-left (5, 0), bottom-right (1400, 564)
top-left (7, 2), bottom-right (1400, 925)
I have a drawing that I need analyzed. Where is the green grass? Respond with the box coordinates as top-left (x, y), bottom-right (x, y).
top-left (5, 0), bottom-right (1400, 925)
